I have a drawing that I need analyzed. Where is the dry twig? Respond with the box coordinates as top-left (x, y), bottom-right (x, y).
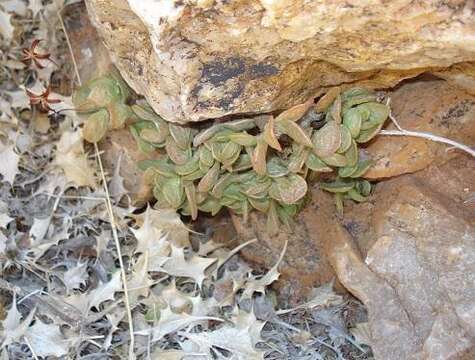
top-left (380, 99), bottom-right (475, 158)
top-left (56, 6), bottom-right (135, 358)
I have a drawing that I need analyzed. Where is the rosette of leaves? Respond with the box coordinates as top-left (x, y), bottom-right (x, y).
top-left (73, 72), bottom-right (133, 143)
top-left (131, 87), bottom-right (389, 229)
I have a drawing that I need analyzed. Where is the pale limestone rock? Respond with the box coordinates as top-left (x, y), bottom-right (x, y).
top-left (86, 0), bottom-right (475, 123)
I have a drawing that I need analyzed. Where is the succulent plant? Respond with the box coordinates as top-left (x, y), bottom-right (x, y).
top-left (130, 87), bottom-right (389, 229)
top-left (74, 74), bottom-right (390, 230)
top-left (73, 72), bottom-right (132, 143)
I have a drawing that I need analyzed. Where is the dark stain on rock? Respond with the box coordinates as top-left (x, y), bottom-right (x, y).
top-left (249, 63), bottom-right (279, 79)
top-left (216, 83), bottom-right (245, 110)
top-left (440, 99), bottom-right (475, 127)
top-left (201, 57), bottom-right (246, 86)
top-left (194, 56), bottom-right (280, 112)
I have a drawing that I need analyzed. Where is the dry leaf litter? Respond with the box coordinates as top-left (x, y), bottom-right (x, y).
top-left (0, 1), bottom-right (370, 359)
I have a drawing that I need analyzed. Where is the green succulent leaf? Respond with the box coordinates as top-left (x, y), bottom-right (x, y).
top-left (337, 125), bottom-right (352, 153)
top-left (197, 162), bottom-right (221, 193)
top-left (165, 137), bottom-right (192, 165)
top-left (108, 102), bottom-right (132, 129)
top-left (162, 176), bottom-right (185, 209)
top-left (320, 179), bottom-right (355, 193)
top-left (274, 174), bottom-right (307, 205)
top-left (275, 119), bottom-right (313, 147)
top-left (356, 180), bottom-right (372, 196)
top-left (321, 153), bottom-right (348, 167)
top-left (124, 82), bottom-right (386, 222)
top-left (344, 139), bottom-right (359, 167)
top-left (312, 121), bottom-right (341, 158)
top-left (169, 124), bottom-right (193, 150)
top-left (83, 109), bottom-right (110, 143)
top-left (175, 153), bottom-right (200, 175)
top-left (306, 153), bottom-right (333, 172)
top-left (228, 132), bottom-right (257, 146)
top-left (342, 108), bottom-right (362, 138)
top-left (347, 189), bottom-right (367, 202)
top-left (266, 157), bottom-right (289, 178)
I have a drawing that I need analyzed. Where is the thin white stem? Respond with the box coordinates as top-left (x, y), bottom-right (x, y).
top-left (57, 6), bottom-right (82, 87)
top-left (379, 103), bottom-right (475, 158)
top-left (56, 6), bottom-right (134, 357)
top-left (95, 143), bottom-right (135, 359)
top-left (24, 336), bottom-right (40, 360)
top-left (216, 238), bottom-right (257, 271)
top-left (379, 129), bottom-right (475, 157)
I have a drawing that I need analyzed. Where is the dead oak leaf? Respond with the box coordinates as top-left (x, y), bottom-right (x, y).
top-left (184, 309), bottom-right (265, 360)
top-left (27, 0), bottom-right (43, 17)
top-left (158, 245), bottom-right (217, 288)
top-left (0, 201), bottom-right (13, 228)
top-left (63, 262), bottom-right (89, 292)
top-left (127, 253), bottom-right (154, 306)
top-left (63, 271), bottom-right (122, 315)
top-left (241, 240), bottom-right (287, 300)
top-left (1, 296), bottom-right (35, 348)
top-left (0, 143), bottom-right (20, 185)
top-left (131, 207), bottom-right (172, 270)
top-left (136, 305), bottom-right (222, 342)
top-left (0, 9), bottom-right (14, 41)
top-left (132, 207), bottom-right (190, 250)
top-left (156, 281), bottom-right (218, 317)
top-left (54, 129), bottom-right (97, 188)
top-left (25, 320), bottom-right (71, 358)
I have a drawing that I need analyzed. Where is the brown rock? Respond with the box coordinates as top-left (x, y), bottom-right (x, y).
top-left (85, 0), bottom-right (475, 123)
top-left (229, 208), bottom-right (336, 303)
top-left (367, 156), bottom-right (475, 359)
top-left (302, 193), bottom-right (421, 360)
top-left (63, 1), bottom-right (113, 83)
top-left (322, 155), bottom-right (475, 359)
top-left (364, 78), bottom-right (475, 179)
top-left (435, 62), bottom-right (475, 96)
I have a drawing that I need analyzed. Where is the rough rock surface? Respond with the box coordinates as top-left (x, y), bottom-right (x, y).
top-left (341, 155), bottom-right (475, 360)
top-left (230, 209), bottom-right (336, 304)
top-left (64, 2), bottom-right (112, 83)
top-left (85, 0), bottom-right (475, 123)
top-left (364, 78), bottom-right (475, 179)
top-left (365, 157), bottom-right (475, 359)
top-left (232, 154), bottom-right (475, 358)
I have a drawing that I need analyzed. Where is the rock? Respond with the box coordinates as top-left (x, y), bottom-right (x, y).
top-left (367, 156), bottom-right (475, 359)
top-left (85, 0), bottom-right (475, 123)
top-left (313, 155), bottom-right (475, 359)
top-left (63, 1), bottom-right (113, 83)
top-left (435, 62), bottom-right (475, 96)
top-left (229, 208), bottom-right (336, 304)
top-left (364, 78), bottom-right (475, 179)
top-left (302, 193), bottom-right (421, 360)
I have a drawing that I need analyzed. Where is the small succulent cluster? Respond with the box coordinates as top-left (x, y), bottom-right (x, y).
top-left (130, 88), bottom-right (389, 229)
top-left (72, 72), bottom-right (133, 143)
top-left (74, 74), bottom-right (390, 229)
